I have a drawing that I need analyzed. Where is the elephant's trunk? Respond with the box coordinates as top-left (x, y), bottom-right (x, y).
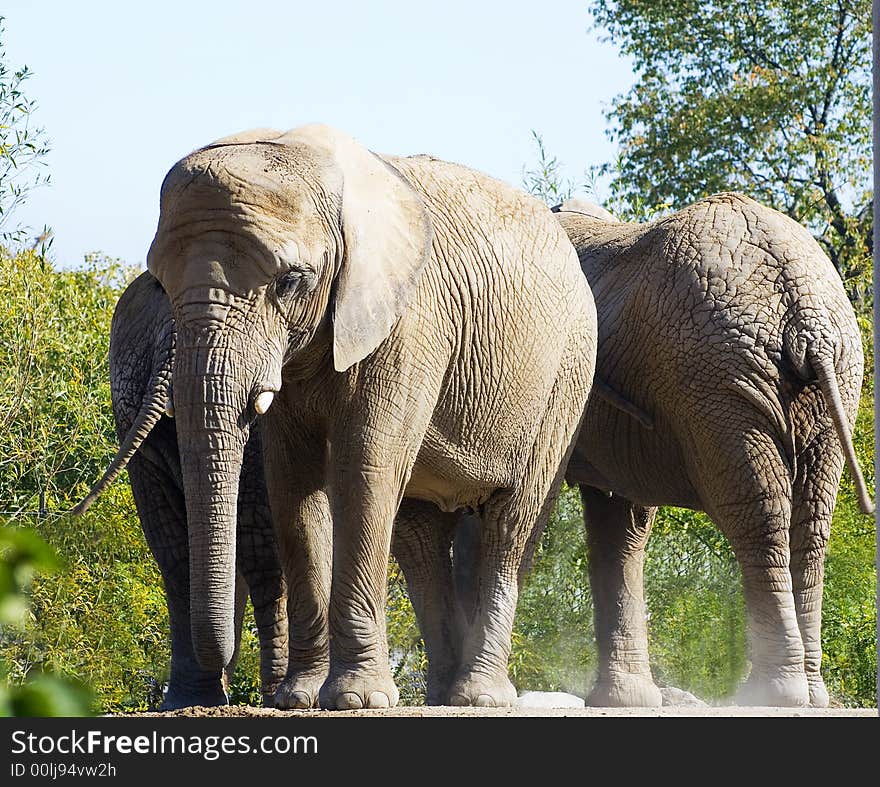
top-left (175, 333), bottom-right (250, 672)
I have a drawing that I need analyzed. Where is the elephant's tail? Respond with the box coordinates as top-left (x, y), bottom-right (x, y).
top-left (809, 347), bottom-right (874, 515)
top-left (593, 378), bottom-right (654, 429)
top-left (71, 323), bottom-right (174, 516)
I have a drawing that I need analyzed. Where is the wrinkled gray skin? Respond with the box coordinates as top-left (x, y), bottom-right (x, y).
top-left (85, 125), bottom-right (596, 711)
top-left (100, 272), bottom-right (288, 709)
top-left (553, 193), bottom-right (872, 708)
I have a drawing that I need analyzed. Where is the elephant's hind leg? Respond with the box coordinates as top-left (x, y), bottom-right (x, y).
top-left (695, 426), bottom-right (808, 706)
top-left (262, 419), bottom-right (332, 710)
top-left (789, 427), bottom-right (844, 708)
top-left (580, 486), bottom-right (661, 707)
top-left (448, 364), bottom-right (591, 707)
top-left (391, 500), bottom-right (460, 704)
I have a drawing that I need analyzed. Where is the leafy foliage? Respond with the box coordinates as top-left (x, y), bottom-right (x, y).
top-left (0, 525), bottom-right (58, 626)
top-left (511, 487), bottom-right (596, 697)
top-left (590, 0), bottom-right (872, 308)
top-left (0, 513), bottom-right (93, 715)
top-left (0, 249), bottom-right (167, 712)
top-left (521, 131), bottom-right (577, 207)
top-left (386, 559), bottom-right (428, 705)
top-left (0, 17), bottom-right (51, 246)
top-left (820, 322), bottom-right (876, 704)
top-left (642, 509), bottom-right (747, 699)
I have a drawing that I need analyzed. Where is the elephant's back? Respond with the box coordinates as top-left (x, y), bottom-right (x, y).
top-left (647, 193), bottom-right (859, 378)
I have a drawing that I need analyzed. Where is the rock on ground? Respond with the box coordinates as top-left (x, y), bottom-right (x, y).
top-left (516, 691), bottom-right (586, 709)
top-left (660, 686), bottom-right (707, 707)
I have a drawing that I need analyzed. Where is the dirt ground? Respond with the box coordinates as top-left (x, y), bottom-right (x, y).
top-left (130, 704), bottom-right (877, 718)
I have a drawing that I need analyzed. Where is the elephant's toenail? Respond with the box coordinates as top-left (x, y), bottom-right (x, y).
top-left (367, 692), bottom-right (390, 708)
top-left (475, 694), bottom-right (496, 707)
top-left (289, 691), bottom-right (312, 709)
top-left (449, 694), bottom-right (469, 706)
top-left (336, 692), bottom-right (364, 710)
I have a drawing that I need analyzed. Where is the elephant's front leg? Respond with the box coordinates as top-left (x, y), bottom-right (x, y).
top-left (580, 486), bottom-right (662, 707)
top-left (236, 516), bottom-right (288, 705)
top-left (319, 405), bottom-right (429, 710)
top-left (128, 454), bottom-right (228, 710)
top-left (246, 570), bottom-right (288, 706)
top-left (391, 500), bottom-right (460, 704)
top-left (321, 457), bottom-right (410, 710)
top-left (236, 431), bottom-right (289, 705)
top-left (262, 422), bottom-right (332, 710)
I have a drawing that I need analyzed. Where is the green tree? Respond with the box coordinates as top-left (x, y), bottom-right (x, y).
top-left (591, 0), bottom-right (872, 308)
top-left (0, 249), bottom-right (168, 712)
top-left (521, 131), bottom-right (577, 207)
top-left (0, 517), bottom-right (93, 716)
top-left (0, 16), bottom-right (50, 246)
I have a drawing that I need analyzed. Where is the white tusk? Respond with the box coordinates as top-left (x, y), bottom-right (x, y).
top-left (254, 390), bottom-right (275, 415)
top-left (164, 398), bottom-right (175, 418)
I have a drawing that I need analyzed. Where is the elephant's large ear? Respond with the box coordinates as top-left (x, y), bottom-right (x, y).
top-left (279, 124), bottom-right (432, 372)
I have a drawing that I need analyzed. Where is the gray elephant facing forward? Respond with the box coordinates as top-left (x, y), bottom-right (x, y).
top-left (109, 125), bottom-right (596, 710)
top-left (555, 193), bottom-right (871, 707)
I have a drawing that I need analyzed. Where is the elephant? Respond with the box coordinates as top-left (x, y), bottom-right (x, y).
top-left (84, 124), bottom-right (597, 711)
top-left (550, 193), bottom-right (872, 708)
top-left (75, 271), bottom-right (288, 710)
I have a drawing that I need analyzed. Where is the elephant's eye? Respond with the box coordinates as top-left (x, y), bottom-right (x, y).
top-left (274, 268), bottom-right (313, 300)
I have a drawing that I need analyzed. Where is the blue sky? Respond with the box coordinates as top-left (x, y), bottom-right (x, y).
top-left (2, 1), bottom-right (633, 267)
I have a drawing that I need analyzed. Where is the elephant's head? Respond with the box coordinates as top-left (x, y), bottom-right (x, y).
top-left (146, 125), bottom-right (432, 671)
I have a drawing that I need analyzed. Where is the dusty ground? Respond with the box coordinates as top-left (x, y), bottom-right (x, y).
top-left (130, 704), bottom-right (877, 718)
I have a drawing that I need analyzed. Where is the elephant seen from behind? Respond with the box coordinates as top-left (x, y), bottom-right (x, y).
top-left (553, 193), bottom-right (872, 708)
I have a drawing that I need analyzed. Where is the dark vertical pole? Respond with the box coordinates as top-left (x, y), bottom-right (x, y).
top-left (873, 0), bottom-right (879, 708)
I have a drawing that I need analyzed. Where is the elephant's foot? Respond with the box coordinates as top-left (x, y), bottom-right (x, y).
top-left (160, 682), bottom-right (228, 711)
top-left (319, 666), bottom-right (399, 710)
top-left (426, 685), bottom-right (451, 706)
top-left (447, 670), bottom-right (517, 707)
top-left (273, 667), bottom-right (328, 710)
top-left (735, 667), bottom-right (809, 707)
top-left (260, 676), bottom-right (286, 708)
top-left (586, 671), bottom-right (662, 708)
top-left (425, 663), bottom-right (458, 706)
top-left (261, 678), bottom-right (285, 708)
top-left (806, 674), bottom-right (829, 708)
top-left (260, 662), bottom-right (289, 705)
